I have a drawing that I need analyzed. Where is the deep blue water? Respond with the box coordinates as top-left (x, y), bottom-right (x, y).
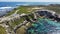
top-left (0, 2), bottom-right (60, 7)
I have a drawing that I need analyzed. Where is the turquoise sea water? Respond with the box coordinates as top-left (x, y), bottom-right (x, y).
top-left (27, 18), bottom-right (60, 34)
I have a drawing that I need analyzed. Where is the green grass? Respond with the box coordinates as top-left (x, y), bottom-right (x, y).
top-left (5, 6), bottom-right (33, 16)
top-left (17, 6), bottom-right (33, 14)
top-left (0, 26), bottom-right (6, 34)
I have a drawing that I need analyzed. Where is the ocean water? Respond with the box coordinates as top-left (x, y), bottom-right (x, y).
top-left (0, 2), bottom-right (60, 17)
top-left (0, 2), bottom-right (60, 7)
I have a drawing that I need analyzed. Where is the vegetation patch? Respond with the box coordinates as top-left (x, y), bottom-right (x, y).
top-left (16, 26), bottom-right (26, 34)
top-left (0, 26), bottom-right (7, 34)
top-left (9, 17), bottom-right (25, 28)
